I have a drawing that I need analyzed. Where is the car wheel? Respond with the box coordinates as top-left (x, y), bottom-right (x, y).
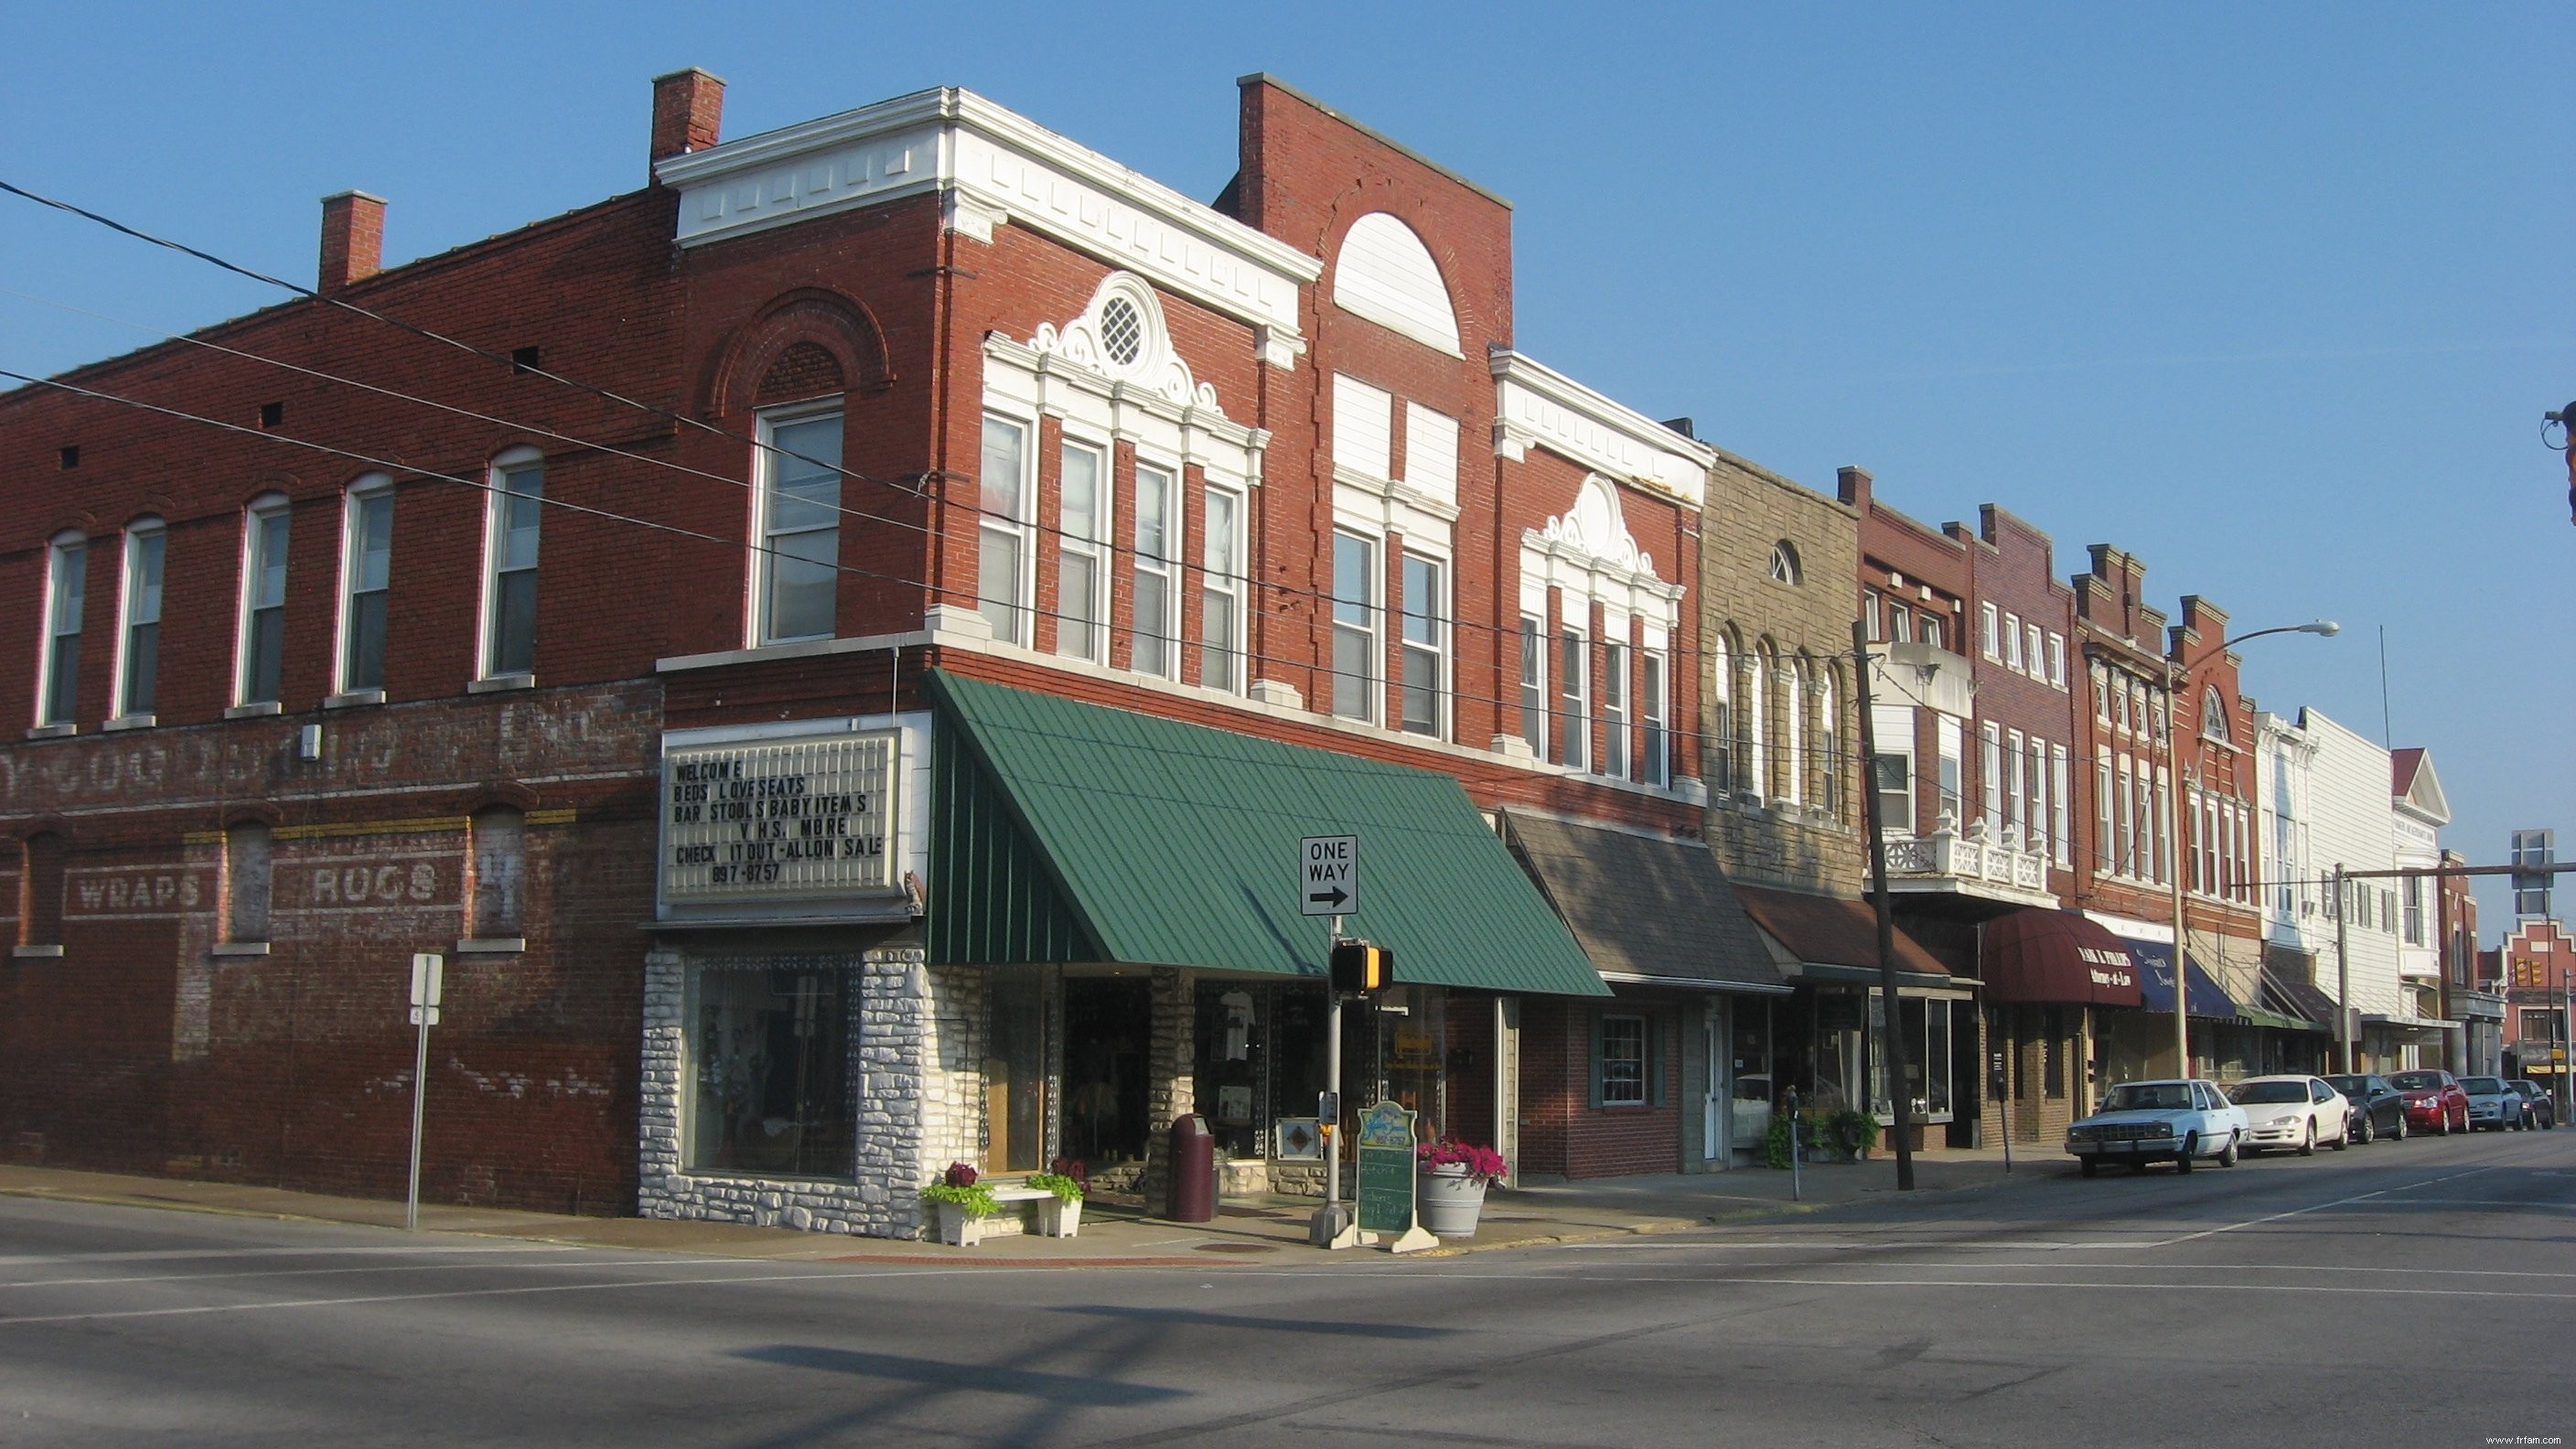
top-left (2331, 1116), bottom-right (2348, 1150)
top-left (2353, 1115), bottom-right (2373, 1145)
top-left (2175, 1134), bottom-right (2196, 1173)
top-left (2391, 1112), bottom-right (2406, 1142)
top-left (2218, 1132), bottom-right (2240, 1167)
top-left (2435, 1111), bottom-right (2450, 1137)
top-left (2080, 1158), bottom-right (2098, 1178)
top-left (2298, 1121), bottom-right (2316, 1156)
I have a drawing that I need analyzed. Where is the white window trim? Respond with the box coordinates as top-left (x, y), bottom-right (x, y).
top-left (335, 474), bottom-right (396, 697)
top-left (480, 447), bottom-right (544, 682)
top-left (1600, 637), bottom-right (1630, 779)
top-left (972, 410), bottom-right (1038, 649)
top-left (1776, 656), bottom-right (1801, 805)
top-left (1398, 549), bottom-right (1449, 740)
top-left (1331, 528), bottom-right (1379, 724)
top-left (753, 402), bottom-right (846, 647)
top-left (236, 494), bottom-right (292, 707)
top-left (1643, 648), bottom-right (1671, 790)
top-left (1520, 615), bottom-right (1551, 760)
top-left (1980, 602), bottom-right (2001, 660)
top-left (1563, 627), bottom-right (1594, 773)
top-left (1056, 435), bottom-right (1113, 666)
top-left (38, 530), bottom-right (87, 729)
top-left (1131, 456), bottom-right (1183, 680)
top-left (1199, 478), bottom-right (1247, 694)
top-left (111, 517), bottom-right (165, 723)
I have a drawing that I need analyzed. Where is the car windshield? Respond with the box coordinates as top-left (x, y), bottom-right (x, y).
top-left (2461, 1078), bottom-right (2506, 1095)
top-left (2232, 1081), bottom-right (2308, 1104)
top-left (2511, 1082), bottom-right (2541, 1097)
top-left (2388, 1071), bottom-right (2444, 1091)
top-left (2324, 1075), bottom-right (2369, 1093)
top-left (2101, 1084), bottom-right (2192, 1112)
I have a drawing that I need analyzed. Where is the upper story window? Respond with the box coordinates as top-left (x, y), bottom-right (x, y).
top-left (1643, 649), bottom-right (1670, 790)
top-left (755, 406), bottom-right (842, 645)
top-left (38, 532), bottom-right (87, 728)
top-left (1398, 553), bottom-right (1444, 738)
top-left (1332, 212), bottom-right (1461, 355)
top-left (1331, 374), bottom-right (1393, 482)
top-left (115, 520), bottom-right (164, 721)
top-left (1979, 602), bottom-right (2000, 660)
top-left (1330, 531), bottom-right (1377, 722)
top-left (2201, 686), bottom-right (2231, 742)
top-left (1598, 639), bottom-right (1629, 778)
top-left (1559, 628), bottom-right (1591, 772)
top-left (2091, 664), bottom-right (2109, 722)
top-left (1519, 617), bottom-right (1548, 758)
top-left (224, 821), bottom-right (272, 945)
top-left (1057, 441), bottom-right (1109, 664)
top-left (238, 497), bottom-right (291, 706)
top-left (483, 451), bottom-right (543, 680)
top-left (1920, 612), bottom-right (1945, 652)
top-left (1132, 463), bottom-right (1179, 678)
top-left (338, 476), bottom-right (395, 694)
top-left (2045, 632), bottom-right (2066, 689)
top-left (2002, 613), bottom-right (2024, 671)
top-left (471, 805), bottom-right (526, 940)
top-left (1708, 634), bottom-right (1735, 793)
top-left (1200, 483), bottom-right (1245, 693)
top-left (1402, 402), bottom-right (1460, 506)
top-left (1862, 593), bottom-right (1883, 642)
top-left (1887, 606), bottom-right (1915, 645)
top-left (2024, 623), bottom-right (2043, 677)
top-left (975, 414), bottom-right (1033, 646)
top-left (1767, 542), bottom-right (1801, 585)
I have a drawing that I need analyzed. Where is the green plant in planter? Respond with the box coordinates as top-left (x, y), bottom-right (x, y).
top-left (1763, 1113), bottom-right (1798, 1170)
top-left (1829, 1109), bottom-right (1881, 1158)
top-left (923, 1162), bottom-right (998, 1218)
top-left (1024, 1172), bottom-right (1085, 1202)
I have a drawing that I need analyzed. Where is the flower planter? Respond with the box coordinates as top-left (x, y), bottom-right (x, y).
top-left (1416, 1165), bottom-right (1488, 1237)
top-left (1036, 1195), bottom-right (1082, 1239)
top-left (933, 1201), bottom-right (992, 1247)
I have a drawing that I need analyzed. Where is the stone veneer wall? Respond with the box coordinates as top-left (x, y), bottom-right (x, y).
top-left (1135, 966), bottom-right (1197, 1209)
top-left (640, 943), bottom-right (993, 1240)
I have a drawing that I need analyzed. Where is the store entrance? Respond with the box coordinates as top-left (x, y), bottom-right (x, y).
top-left (1062, 978), bottom-right (1151, 1172)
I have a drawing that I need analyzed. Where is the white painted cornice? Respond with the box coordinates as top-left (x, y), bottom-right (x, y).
top-left (657, 87), bottom-right (1320, 360)
top-left (1490, 349), bottom-right (1710, 507)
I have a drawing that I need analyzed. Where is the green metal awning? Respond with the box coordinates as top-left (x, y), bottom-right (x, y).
top-left (924, 671), bottom-right (1606, 995)
top-left (2236, 1006), bottom-right (2327, 1034)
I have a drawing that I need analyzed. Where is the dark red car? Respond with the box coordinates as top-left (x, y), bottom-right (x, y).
top-left (2387, 1069), bottom-right (2470, 1135)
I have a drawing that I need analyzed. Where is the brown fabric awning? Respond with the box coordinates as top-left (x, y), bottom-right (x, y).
top-left (1499, 812), bottom-right (1787, 993)
top-left (1733, 885), bottom-right (1959, 981)
top-left (1979, 908), bottom-right (2144, 1007)
top-left (2263, 945), bottom-right (2342, 1027)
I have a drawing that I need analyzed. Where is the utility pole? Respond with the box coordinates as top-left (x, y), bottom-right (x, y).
top-left (1851, 620), bottom-right (1916, 1191)
top-left (2333, 865), bottom-right (2353, 1074)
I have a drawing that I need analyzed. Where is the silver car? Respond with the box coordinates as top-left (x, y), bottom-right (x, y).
top-left (2463, 1076), bottom-right (2527, 1132)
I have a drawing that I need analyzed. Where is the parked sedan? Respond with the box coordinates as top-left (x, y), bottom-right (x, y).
top-left (2463, 1076), bottom-right (2527, 1132)
top-left (2508, 1079), bottom-right (2558, 1131)
top-left (2324, 1073), bottom-right (2409, 1143)
top-left (2230, 1076), bottom-right (2352, 1154)
top-left (2387, 1069), bottom-right (2471, 1135)
top-left (2066, 1079), bottom-right (2249, 1176)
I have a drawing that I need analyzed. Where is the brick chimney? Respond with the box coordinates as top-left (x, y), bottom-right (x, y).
top-left (650, 68), bottom-right (726, 169)
top-left (1835, 465), bottom-right (1873, 510)
top-left (317, 191), bottom-right (386, 294)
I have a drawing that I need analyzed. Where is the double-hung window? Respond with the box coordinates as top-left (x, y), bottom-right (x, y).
top-left (2002, 614), bottom-right (2023, 671)
top-left (1598, 639), bottom-right (1628, 778)
top-left (239, 499), bottom-right (290, 706)
top-left (1980, 603), bottom-right (2000, 660)
top-left (1980, 723), bottom-right (2003, 834)
top-left (2002, 731), bottom-right (2024, 841)
top-left (2050, 746), bottom-right (2071, 865)
top-left (2024, 623), bottom-right (2044, 678)
top-left (39, 534), bottom-right (85, 727)
top-left (1556, 628), bottom-right (1588, 770)
top-left (1596, 1014), bottom-right (1648, 1107)
top-left (1707, 637), bottom-right (1733, 791)
top-left (1519, 616), bottom-right (1547, 757)
top-left (1397, 553), bottom-right (1444, 737)
top-left (975, 415), bottom-right (1031, 646)
top-left (1329, 531), bottom-right (1376, 719)
top-left (1200, 485), bottom-right (1243, 692)
top-left (338, 478), bottom-right (395, 694)
top-left (2045, 632), bottom-right (2066, 688)
top-left (114, 521), bottom-right (164, 720)
top-left (484, 454), bottom-right (542, 679)
top-left (757, 408), bottom-right (842, 643)
top-left (1056, 443), bottom-right (1108, 663)
top-left (1888, 607), bottom-right (1914, 645)
top-left (1132, 464), bottom-right (1178, 677)
top-left (1642, 649), bottom-right (1669, 789)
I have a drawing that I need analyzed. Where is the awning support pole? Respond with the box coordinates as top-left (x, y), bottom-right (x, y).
top-left (1852, 621), bottom-right (1916, 1191)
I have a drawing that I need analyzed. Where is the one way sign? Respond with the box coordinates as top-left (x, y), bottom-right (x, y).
top-left (1299, 834), bottom-right (1361, 918)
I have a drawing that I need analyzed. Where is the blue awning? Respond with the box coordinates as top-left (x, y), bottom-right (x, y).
top-left (2120, 938), bottom-right (2240, 1019)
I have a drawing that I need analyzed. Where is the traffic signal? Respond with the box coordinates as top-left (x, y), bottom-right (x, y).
top-left (1330, 939), bottom-right (1392, 995)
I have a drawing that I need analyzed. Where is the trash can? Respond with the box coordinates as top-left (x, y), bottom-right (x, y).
top-left (1165, 1113), bottom-right (1216, 1222)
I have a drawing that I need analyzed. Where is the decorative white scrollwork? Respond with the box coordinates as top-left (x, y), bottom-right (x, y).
top-left (1021, 274), bottom-right (1224, 413)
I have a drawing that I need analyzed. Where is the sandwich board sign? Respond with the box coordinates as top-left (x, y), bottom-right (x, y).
top-left (1354, 1099), bottom-right (1437, 1253)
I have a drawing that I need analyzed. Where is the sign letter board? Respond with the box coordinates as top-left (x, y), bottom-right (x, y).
top-left (1300, 834), bottom-right (1359, 918)
top-left (662, 732), bottom-right (899, 904)
top-left (1354, 1100), bottom-right (1417, 1234)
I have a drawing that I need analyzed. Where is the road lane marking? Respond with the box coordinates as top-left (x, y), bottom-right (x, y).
top-left (0, 1254), bottom-right (759, 1291)
top-left (0, 1244), bottom-right (560, 1267)
top-left (2150, 1165), bottom-right (2499, 1247)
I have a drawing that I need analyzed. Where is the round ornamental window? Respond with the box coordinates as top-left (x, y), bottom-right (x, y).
top-left (1100, 296), bottom-right (1144, 367)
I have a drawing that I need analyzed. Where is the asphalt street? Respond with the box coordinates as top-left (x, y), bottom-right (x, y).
top-left (1, 1127), bottom-right (2569, 1449)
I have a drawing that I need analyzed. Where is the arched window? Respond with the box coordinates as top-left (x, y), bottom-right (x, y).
top-left (482, 448), bottom-right (543, 682)
top-left (1748, 643), bottom-right (1772, 800)
top-left (1782, 656), bottom-right (1806, 808)
top-left (38, 531), bottom-right (87, 728)
top-left (238, 494), bottom-right (291, 707)
top-left (470, 806), bottom-right (527, 940)
top-left (1768, 542), bottom-right (1801, 585)
top-left (338, 473), bottom-right (396, 694)
top-left (1708, 633), bottom-right (1733, 796)
top-left (225, 822), bottom-right (272, 945)
top-left (2200, 686), bottom-right (2230, 742)
top-left (1332, 213), bottom-right (1461, 354)
top-left (1818, 668), bottom-right (1841, 818)
top-left (115, 518), bottom-right (165, 721)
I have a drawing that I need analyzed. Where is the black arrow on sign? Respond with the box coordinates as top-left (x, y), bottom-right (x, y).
top-left (1307, 886), bottom-right (1349, 908)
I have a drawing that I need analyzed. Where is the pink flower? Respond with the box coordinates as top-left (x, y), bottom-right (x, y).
top-left (1416, 1139), bottom-right (1508, 1184)
top-left (942, 1162), bottom-right (979, 1188)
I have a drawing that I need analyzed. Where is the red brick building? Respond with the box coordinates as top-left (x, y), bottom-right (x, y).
top-left (3, 70), bottom-right (1756, 1232)
top-left (2498, 918), bottom-right (2574, 1097)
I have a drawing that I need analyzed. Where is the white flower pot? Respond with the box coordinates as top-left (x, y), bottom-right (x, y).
top-left (1416, 1165), bottom-right (1487, 1237)
top-left (934, 1200), bottom-right (988, 1247)
top-left (1038, 1195), bottom-right (1082, 1238)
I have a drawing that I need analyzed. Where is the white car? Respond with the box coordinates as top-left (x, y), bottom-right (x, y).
top-left (2066, 1079), bottom-right (2250, 1177)
top-left (2228, 1075), bottom-right (2353, 1155)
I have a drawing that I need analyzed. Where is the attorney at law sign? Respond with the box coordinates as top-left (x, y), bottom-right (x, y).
top-left (661, 732), bottom-right (897, 903)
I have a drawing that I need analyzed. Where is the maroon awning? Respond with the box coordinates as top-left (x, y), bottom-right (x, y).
top-left (1979, 909), bottom-right (2144, 1007)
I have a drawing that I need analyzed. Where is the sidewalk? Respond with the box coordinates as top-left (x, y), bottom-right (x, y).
top-left (0, 1145), bottom-right (2054, 1268)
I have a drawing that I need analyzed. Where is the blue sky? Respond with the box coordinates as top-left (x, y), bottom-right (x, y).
top-left (7, 3), bottom-right (2570, 931)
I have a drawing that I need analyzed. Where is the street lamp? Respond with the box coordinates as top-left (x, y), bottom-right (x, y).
top-left (2164, 621), bottom-right (2338, 1079)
